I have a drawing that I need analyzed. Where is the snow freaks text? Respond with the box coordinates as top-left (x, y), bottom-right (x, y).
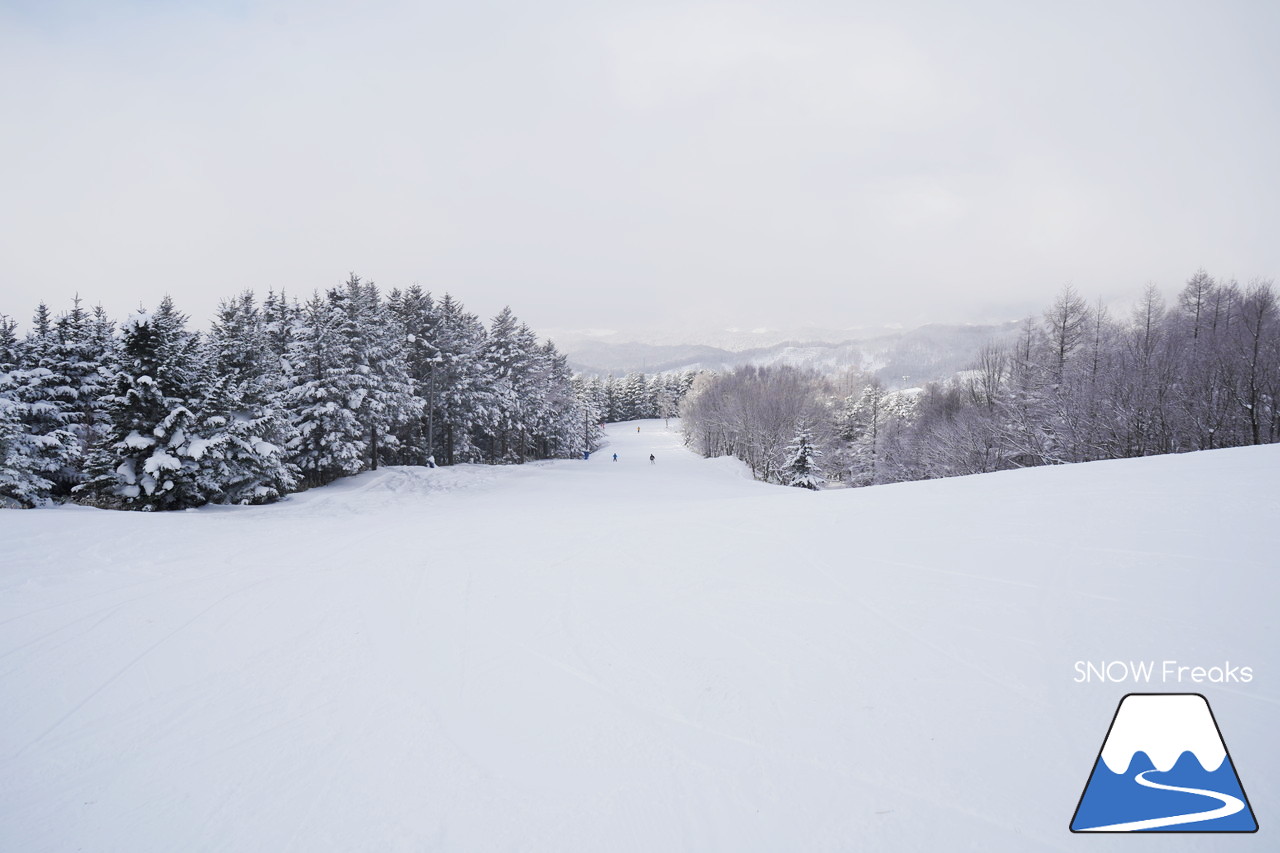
top-left (1074, 661), bottom-right (1253, 684)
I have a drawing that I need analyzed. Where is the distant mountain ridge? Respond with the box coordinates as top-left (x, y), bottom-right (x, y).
top-left (552, 322), bottom-right (1022, 388)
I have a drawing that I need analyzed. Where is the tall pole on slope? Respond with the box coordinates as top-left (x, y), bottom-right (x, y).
top-left (427, 357), bottom-right (436, 462)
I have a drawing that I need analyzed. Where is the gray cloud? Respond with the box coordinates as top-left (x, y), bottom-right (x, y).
top-left (3, 0), bottom-right (1278, 333)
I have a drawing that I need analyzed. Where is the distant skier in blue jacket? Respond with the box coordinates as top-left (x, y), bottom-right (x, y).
top-left (612, 453), bottom-right (618, 462)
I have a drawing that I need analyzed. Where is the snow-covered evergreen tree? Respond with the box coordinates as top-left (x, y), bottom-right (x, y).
top-left (602, 374), bottom-right (620, 421)
top-left (432, 294), bottom-right (492, 465)
top-left (838, 383), bottom-right (886, 486)
top-left (0, 392), bottom-right (62, 507)
top-left (784, 425), bottom-right (825, 490)
top-left (283, 289), bottom-right (368, 487)
top-left (481, 306), bottom-right (529, 463)
top-left (588, 371), bottom-right (696, 425)
top-left (79, 299), bottom-right (207, 509)
top-left (0, 314), bottom-right (19, 369)
top-left (0, 304), bottom-right (82, 496)
top-left (262, 290), bottom-right (300, 377)
top-left (654, 377), bottom-right (679, 427)
top-left (571, 375), bottom-right (605, 453)
top-left (282, 277), bottom-right (419, 487)
top-left (194, 292), bottom-right (299, 504)
top-left (0, 312), bottom-right (78, 506)
top-left (531, 340), bottom-right (589, 459)
top-left (24, 302), bottom-right (53, 364)
top-left (621, 373), bottom-right (649, 420)
top-left (348, 277), bottom-right (419, 470)
top-left (45, 297), bottom-right (116, 489)
top-left (390, 285), bottom-right (442, 465)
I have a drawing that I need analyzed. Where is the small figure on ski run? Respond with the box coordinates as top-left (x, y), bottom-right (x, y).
top-left (649, 454), bottom-right (655, 464)
top-left (612, 453), bottom-right (618, 462)
top-left (583, 451), bottom-right (590, 460)
top-left (636, 426), bottom-right (641, 433)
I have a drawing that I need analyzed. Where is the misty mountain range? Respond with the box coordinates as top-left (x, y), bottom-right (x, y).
top-left (552, 322), bottom-right (1023, 388)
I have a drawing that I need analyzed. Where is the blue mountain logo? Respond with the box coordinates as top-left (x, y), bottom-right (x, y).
top-left (1071, 693), bottom-right (1257, 832)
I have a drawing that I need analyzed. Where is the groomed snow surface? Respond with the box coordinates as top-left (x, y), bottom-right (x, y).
top-left (1, 420), bottom-right (1275, 851)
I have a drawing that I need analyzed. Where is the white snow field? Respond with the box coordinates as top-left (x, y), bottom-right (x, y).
top-left (1, 420), bottom-right (1276, 851)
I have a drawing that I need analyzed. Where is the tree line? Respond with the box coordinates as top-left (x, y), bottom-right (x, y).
top-left (681, 271), bottom-right (1279, 488)
top-left (0, 275), bottom-right (602, 508)
top-left (579, 371), bottom-right (699, 426)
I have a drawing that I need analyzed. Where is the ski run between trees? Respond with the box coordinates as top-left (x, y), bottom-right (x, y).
top-left (0, 282), bottom-right (695, 509)
top-left (1, 420), bottom-right (1276, 851)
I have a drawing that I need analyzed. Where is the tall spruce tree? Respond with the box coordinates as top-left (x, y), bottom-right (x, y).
top-left (390, 285), bottom-right (442, 465)
top-left (481, 307), bottom-right (529, 462)
top-left (282, 276), bottom-right (419, 486)
top-left (0, 304), bottom-right (81, 496)
top-left (0, 312), bottom-right (77, 506)
top-left (433, 294), bottom-right (492, 465)
top-left (350, 277), bottom-right (419, 470)
top-left (195, 292), bottom-right (299, 504)
top-left (283, 289), bottom-right (368, 487)
top-left (79, 298), bottom-right (207, 509)
top-left (45, 297), bottom-right (115, 490)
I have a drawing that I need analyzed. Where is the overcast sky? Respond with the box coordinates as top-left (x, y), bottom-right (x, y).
top-left (3, 0), bottom-right (1278, 336)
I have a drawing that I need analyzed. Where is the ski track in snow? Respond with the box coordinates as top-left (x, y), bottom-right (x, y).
top-left (0, 420), bottom-right (1276, 852)
top-left (1077, 769), bottom-right (1246, 832)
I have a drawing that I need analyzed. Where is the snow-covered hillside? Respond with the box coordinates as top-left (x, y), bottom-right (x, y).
top-left (1, 422), bottom-right (1275, 851)
top-left (557, 322), bottom-right (1021, 385)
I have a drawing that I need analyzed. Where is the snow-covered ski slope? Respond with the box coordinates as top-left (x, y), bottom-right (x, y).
top-left (1, 420), bottom-right (1275, 851)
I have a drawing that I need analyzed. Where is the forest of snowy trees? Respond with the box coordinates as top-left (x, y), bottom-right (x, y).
top-left (4, 269), bottom-right (1274, 506)
top-left (0, 276), bottom-right (602, 509)
top-left (577, 371), bottom-right (699, 426)
top-left (682, 272), bottom-right (1279, 488)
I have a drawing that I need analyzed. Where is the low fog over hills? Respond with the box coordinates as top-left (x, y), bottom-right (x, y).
top-left (551, 322), bottom-right (1022, 388)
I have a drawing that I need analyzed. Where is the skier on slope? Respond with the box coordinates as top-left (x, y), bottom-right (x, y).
top-left (649, 454), bottom-right (655, 464)
top-left (612, 453), bottom-right (618, 462)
